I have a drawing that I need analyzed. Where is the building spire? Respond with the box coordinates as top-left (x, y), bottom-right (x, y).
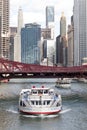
top-left (60, 12), bottom-right (66, 36)
top-left (61, 12), bottom-right (64, 17)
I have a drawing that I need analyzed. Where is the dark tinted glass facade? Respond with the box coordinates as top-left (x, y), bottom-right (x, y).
top-left (46, 6), bottom-right (54, 27)
top-left (43, 40), bottom-right (47, 58)
top-left (21, 23), bottom-right (41, 64)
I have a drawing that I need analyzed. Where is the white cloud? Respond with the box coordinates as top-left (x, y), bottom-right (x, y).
top-left (10, 0), bottom-right (74, 36)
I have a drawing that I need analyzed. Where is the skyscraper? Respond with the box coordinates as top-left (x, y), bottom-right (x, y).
top-left (67, 16), bottom-right (74, 66)
top-left (46, 6), bottom-right (54, 27)
top-left (74, 0), bottom-right (87, 65)
top-left (21, 23), bottom-right (41, 64)
top-left (56, 35), bottom-right (63, 66)
top-left (14, 7), bottom-right (23, 62)
top-left (56, 12), bottom-right (67, 66)
top-left (0, 0), bottom-right (9, 59)
top-left (17, 7), bottom-right (24, 35)
top-left (46, 6), bottom-right (55, 39)
top-left (60, 12), bottom-right (66, 37)
top-left (9, 27), bottom-right (17, 61)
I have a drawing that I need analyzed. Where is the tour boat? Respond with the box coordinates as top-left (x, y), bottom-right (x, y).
top-left (19, 86), bottom-right (62, 116)
top-left (55, 78), bottom-right (71, 89)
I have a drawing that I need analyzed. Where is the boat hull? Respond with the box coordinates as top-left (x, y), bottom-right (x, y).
top-left (19, 106), bottom-right (62, 116)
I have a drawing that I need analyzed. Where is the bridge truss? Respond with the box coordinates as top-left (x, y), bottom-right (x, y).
top-left (0, 58), bottom-right (87, 79)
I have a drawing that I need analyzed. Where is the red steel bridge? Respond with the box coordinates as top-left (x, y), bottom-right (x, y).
top-left (0, 58), bottom-right (87, 80)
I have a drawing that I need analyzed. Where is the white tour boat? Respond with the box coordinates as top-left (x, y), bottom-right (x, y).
top-left (19, 86), bottom-right (62, 116)
top-left (55, 78), bottom-right (71, 89)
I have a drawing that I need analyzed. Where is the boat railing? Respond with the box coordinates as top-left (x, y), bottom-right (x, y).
top-left (29, 95), bottom-right (53, 100)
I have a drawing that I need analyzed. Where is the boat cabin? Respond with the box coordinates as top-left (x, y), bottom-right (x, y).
top-left (31, 86), bottom-right (53, 95)
top-left (19, 86), bottom-right (60, 108)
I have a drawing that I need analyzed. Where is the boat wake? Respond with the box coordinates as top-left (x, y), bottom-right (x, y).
top-left (22, 114), bottom-right (59, 118)
top-left (6, 108), bottom-right (71, 116)
top-left (6, 109), bottom-right (19, 114)
top-left (60, 108), bottom-right (71, 114)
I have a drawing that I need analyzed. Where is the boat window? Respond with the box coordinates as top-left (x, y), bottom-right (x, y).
top-left (43, 101), bottom-right (50, 105)
top-left (23, 102), bottom-right (26, 107)
top-left (47, 100), bottom-right (50, 105)
top-left (20, 101), bottom-right (22, 106)
top-left (44, 90), bottom-right (48, 94)
top-left (43, 101), bottom-right (45, 105)
top-left (31, 101), bottom-right (34, 105)
top-left (39, 101), bottom-right (42, 105)
top-left (36, 101), bottom-right (38, 105)
top-left (38, 90), bottom-right (43, 94)
top-left (33, 90), bottom-right (37, 94)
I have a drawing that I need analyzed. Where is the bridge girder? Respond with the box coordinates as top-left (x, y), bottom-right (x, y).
top-left (0, 58), bottom-right (87, 79)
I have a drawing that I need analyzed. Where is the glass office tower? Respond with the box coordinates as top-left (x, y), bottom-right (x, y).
top-left (21, 23), bottom-right (41, 64)
top-left (46, 6), bottom-right (54, 28)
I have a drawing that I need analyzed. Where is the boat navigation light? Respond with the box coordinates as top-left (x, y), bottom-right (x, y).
top-left (42, 86), bottom-right (44, 88)
top-left (32, 86), bottom-right (35, 88)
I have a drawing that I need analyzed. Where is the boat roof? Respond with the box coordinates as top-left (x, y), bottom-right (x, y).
top-left (20, 86), bottom-right (54, 94)
top-left (31, 86), bottom-right (49, 90)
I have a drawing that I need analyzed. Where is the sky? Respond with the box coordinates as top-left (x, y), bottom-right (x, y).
top-left (10, 0), bottom-right (74, 36)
